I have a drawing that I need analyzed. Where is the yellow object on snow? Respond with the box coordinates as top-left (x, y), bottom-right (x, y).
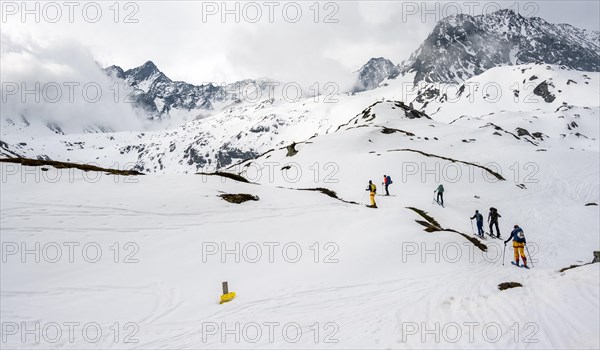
top-left (220, 292), bottom-right (236, 304)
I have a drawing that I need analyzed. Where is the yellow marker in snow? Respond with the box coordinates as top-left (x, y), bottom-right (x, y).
top-left (220, 292), bottom-right (236, 304)
top-left (220, 281), bottom-right (236, 304)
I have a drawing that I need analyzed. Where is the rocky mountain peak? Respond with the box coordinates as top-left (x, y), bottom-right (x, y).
top-left (124, 60), bottom-right (171, 87)
top-left (352, 57), bottom-right (399, 93)
top-left (400, 9), bottom-right (600, 84)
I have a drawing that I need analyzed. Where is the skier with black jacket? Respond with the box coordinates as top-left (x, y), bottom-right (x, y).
top-left (488, 207), bottom-right (501, 238)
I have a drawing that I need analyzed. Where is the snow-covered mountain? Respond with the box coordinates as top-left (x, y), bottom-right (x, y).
top-left (0, 60), bottom-right (282, 138)
top-left (1, 80), bottom-right (388, 170)
top-left (401, 9), bottom-right (600, 84)
top-left (105, 61), bottom-right (277, 122)
top-left (2, 64), bottom-right (598, 173)
top-left (2, 10), bottom-right (600, 173)
top-left (352, 57), bottom-right (400, 92)
top-left (352, 9), bottom-right (599, 93)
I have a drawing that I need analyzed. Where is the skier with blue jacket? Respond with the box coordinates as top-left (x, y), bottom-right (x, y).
top-left (434, 184), bottom-right (444, 206)
top-left (504, 225), bottom-right (528, 268)
top-left (470, 210), bottom-right (484, 238)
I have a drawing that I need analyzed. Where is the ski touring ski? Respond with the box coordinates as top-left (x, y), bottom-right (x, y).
top-left (511, 261), bottom-right (530, 269)
top-left (485, 232), bottom-right (500, 240)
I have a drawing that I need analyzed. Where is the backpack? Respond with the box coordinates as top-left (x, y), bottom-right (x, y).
top-left (387, 175), bottom-right (392, 184)
top-left (490, 208), bottom-right (499, 220)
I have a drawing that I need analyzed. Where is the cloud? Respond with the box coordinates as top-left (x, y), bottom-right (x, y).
top-left (1, 33), bottom-right (145, 133)
top-left (0, 2), bottom-right (435, 86)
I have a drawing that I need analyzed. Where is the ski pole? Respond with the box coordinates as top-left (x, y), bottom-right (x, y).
top-left (470, 219), bottom-right (474, 234)
top-left (502, 243), bottom-right (506, 266)
top-left (361, 191), bottom-right (367, 204)
top-left (525, 244), bottom-right (534, 268)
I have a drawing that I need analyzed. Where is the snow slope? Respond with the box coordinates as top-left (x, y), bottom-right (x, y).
top-left (410, 64), bottom-right (600, 123)
top-left (1, 148), bottom-right (598, 349)
top-left (2, 71), bottom-right (599, 348)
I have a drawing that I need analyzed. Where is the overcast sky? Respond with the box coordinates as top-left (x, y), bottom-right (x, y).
top-left (2, 0), bottom-right (599, 86)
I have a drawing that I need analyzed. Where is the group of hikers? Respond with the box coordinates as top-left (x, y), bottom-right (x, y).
top-left (469, 207), bottom-right (501, 238)
top-left (365, 178), bottom-right (530, 268)
top-left (470, 208), bottom-right (529, 268)
top-left (365, 176), bottom-right (443, 208)
top-left (365, 175), bottom-right (394, 208)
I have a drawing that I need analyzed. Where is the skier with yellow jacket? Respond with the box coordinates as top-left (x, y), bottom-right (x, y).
top-left (366, 180), bottom-right (377, 208)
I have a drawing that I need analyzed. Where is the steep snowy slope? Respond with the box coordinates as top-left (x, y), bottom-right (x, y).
top-left (409, 64), bottom-right (600, 123)
top-left (234, 98), bottom-right (598, 232)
